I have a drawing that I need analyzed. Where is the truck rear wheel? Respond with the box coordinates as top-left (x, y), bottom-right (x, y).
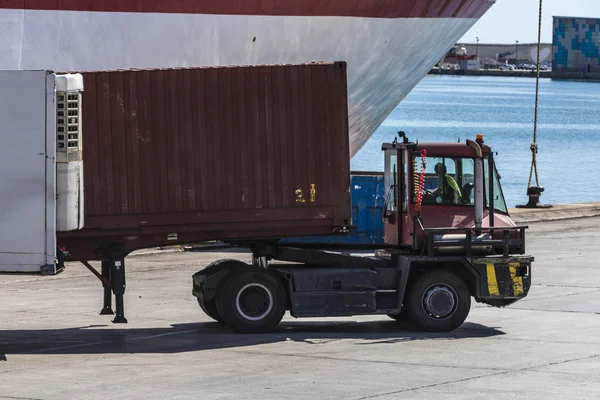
top-left (197, 298), bottom-right (223, 323)
top-left (387, 312), bottom-right (411, 322)
top-left (404, 270), bottom-right (470, 332)
top-left (216, 268), bottom-right (286, 333)
top-left (195, 259), bottom-right (249, 323)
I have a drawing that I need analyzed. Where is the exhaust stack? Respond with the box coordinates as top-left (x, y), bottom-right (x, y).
top-left (466, 138), bottom-right (483, 233)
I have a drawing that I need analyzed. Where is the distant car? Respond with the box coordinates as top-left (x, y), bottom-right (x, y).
top-left (524, 64), bottom-right (548, 71)
top-left (499, 65), bottom-right (514, 71)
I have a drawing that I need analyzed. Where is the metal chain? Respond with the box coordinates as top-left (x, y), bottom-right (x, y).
top-left (528, 0), bottom-right (543, 187)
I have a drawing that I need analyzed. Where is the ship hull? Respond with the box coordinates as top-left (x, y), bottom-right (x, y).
top-left (0, 5), bottom-right (491, 156)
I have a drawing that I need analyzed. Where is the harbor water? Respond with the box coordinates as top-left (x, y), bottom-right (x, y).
top-left (351, 75), bottom-right (600, 208)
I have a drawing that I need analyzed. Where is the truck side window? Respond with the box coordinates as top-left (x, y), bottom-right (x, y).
top-left (459, 158), bottom-right (475, 205)
top-left (414, 156), bottom-right (474, 206)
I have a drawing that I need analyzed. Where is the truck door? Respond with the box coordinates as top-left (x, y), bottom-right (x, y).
top-left (383, 148), bottom-right (408, 245)
top-left (383, 149), bottom-right (398, 244)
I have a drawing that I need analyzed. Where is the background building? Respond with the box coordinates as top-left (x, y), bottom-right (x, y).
top-left (553, 16), bottom-right (600, 72)
top-left (452, 42), bottom-right (552, 66)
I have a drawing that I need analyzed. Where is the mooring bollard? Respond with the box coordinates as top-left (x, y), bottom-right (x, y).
top-left (516, 186), bottom-right (552, 209)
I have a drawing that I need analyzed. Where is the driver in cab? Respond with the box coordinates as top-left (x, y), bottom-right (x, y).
top-left (432, 163), bottom-right (462, 204)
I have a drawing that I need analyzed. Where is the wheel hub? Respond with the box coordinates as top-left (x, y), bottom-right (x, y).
top-left (236, 283), bottom-right (273, 321)
top-left (423, 285), bottom-right (456, 318)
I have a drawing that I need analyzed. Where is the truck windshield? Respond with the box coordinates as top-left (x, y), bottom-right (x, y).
top-left (484, 156), bottom-right (508, 214)
top-left (413, 156), bottom-right (474, 206)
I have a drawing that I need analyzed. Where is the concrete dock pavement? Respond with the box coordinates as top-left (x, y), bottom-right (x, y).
top-left (1, 215), bottom-right (600, 399)
top-left (509, 201), bottom-right (600, 223)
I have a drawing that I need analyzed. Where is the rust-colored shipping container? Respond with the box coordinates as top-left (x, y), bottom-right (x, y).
top-left (58, 62), bottom-right (351, 261)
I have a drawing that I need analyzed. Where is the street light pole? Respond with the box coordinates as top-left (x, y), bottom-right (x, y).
top-left (476, 37), bottom-right (479, 58)
top-left (515, 40), bottom-right (519, 65)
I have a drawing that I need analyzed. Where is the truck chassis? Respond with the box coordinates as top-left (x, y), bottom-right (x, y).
top-left (191, 226), bottom-right (532, 333)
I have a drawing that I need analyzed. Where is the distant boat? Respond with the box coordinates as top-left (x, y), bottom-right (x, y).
top-left (0, 0), bottom-right (495, 156)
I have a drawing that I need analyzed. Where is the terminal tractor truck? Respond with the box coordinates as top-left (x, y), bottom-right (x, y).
top-left (192, 132), bottom-right (533, 334)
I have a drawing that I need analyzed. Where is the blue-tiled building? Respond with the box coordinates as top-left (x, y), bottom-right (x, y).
top-left (553, 16), bottom-right (600, 72)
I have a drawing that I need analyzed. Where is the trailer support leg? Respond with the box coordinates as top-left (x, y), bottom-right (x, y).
top-left (99, 260), bottom-right (114, 315)
top-left (106, 244), bottom-right (127, 324)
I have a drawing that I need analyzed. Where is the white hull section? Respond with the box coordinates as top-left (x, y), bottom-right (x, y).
top-left (0, 11), bottom-right (478, 156)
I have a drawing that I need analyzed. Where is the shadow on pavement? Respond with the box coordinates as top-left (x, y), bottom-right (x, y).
top-left (0, 320), bottom-right (504, 359)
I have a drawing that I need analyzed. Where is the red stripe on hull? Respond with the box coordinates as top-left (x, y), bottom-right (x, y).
top-left (0, 0), bottom-right (494, 18)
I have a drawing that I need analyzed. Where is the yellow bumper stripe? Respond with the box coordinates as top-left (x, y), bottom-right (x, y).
top-left (486, 264), bottom-right (500, 296)
top-left (509, 263), bottom-right (524, 296)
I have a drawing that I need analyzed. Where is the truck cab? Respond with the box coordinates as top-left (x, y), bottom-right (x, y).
top-left (382, 133), bottom-right (524, 256)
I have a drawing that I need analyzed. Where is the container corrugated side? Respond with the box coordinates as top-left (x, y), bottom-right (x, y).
top-left (58, 62), bottom-right (351, 260)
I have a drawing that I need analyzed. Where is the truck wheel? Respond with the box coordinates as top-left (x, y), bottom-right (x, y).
top-left (404, 270), bottom-right (470, 332)
top-left (194, 259), bottom-right (249, 324)
top-left (197, 298), bottom-right (223, 323)
top-left (387, 312), bottom-right (411, 322)
top-left (216, 269), bottom-right (286, 334)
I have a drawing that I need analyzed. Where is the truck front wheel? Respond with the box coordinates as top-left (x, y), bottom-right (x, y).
top-left (404, 270), bottom-right (470, 332)
top-left (216, 269), bottom-right (287, 333)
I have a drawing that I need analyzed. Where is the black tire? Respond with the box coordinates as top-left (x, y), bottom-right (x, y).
top-left (197, 298), bottom-right (223, 323)
top-left (194, 259), bottom-right (249, 323)
top-left (216, 268), bottom-right (287, 334)
top-left (403, 270), bottom-right (471, 332)
top-left (387, 311), bottom-right (411, 322)
top-left (201, 259), bottom-right (249, 275)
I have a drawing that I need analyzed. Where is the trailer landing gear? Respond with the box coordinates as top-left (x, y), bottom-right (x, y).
top-left (99, 260), bottom-right (113, 315)
top-left (81, 243), bottom-right (128, 324)
top-left (103, 244), bottom-right (128, 323)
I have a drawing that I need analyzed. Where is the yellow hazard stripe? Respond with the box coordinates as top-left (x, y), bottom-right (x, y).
top-left (486, 264), bottom-right (500, 296)
top-left (509, 262), bottom-right (524, 296)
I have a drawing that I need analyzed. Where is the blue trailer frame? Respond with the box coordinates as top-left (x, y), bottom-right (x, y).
top-left (282, 172), bottom-right (385, 246)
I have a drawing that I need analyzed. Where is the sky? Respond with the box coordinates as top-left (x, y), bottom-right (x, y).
top-left (459, 0), bottom-right (600, 44)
